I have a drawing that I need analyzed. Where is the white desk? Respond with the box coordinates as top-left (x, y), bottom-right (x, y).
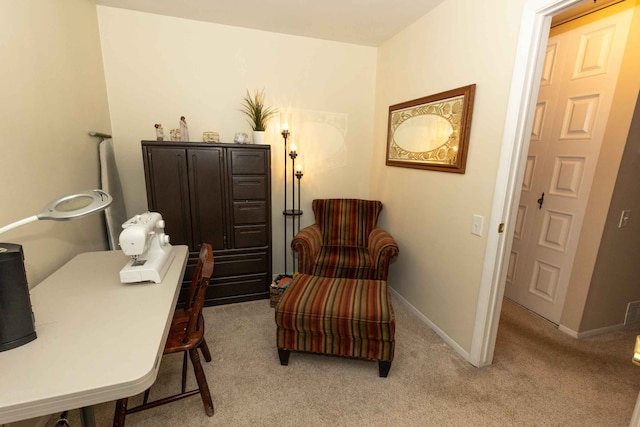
top-left (0, 246), bottom-right (188, 425)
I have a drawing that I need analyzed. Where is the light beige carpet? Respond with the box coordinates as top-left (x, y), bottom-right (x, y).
top-left (51, 297), bottom-right (640, 426)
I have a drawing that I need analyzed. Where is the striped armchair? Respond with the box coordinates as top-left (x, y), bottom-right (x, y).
top-left (291, 199), bottom-right (399, 280)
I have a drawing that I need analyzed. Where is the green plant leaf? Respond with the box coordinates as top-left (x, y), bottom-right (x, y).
top-left (240, 89), bottom-right (278, 131)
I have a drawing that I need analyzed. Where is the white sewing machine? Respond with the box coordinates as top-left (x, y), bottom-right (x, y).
top-left (119, 212), bottom-right (174, 283)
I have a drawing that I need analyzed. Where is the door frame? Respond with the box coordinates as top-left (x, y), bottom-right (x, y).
top-left (469, 0), bottom-right (587, 368)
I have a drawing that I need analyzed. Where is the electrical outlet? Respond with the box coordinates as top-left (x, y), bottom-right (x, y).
top-left (619, 210), bottom-right (631, 228)
top-left (472, 214), bottom-right (484, 236)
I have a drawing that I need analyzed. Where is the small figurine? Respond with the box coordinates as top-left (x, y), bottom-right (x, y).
top-left (180, 116), bottom-right (189, 142)
top-left (169, 128), bottom-right (181, 141)
top-left (154, 123), bottom-right (164, 141)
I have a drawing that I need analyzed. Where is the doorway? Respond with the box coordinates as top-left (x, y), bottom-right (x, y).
top-left (503, 4), bottom-right (633, 325)
top-left (469, 0), bottom-right (639, 368)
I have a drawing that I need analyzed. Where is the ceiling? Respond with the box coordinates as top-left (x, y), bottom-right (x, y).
top-left (94, 0), bottom-right (629, 45)
top-left (94, 0), bottom-right (447, 46)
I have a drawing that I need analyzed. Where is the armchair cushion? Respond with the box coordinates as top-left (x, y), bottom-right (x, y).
top-left (312, 245), bottom-right (374, 279)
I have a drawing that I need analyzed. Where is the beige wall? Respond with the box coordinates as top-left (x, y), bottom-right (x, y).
top-left (557, 1), bottom-right (640, 332)
top-left (0, 0), bottom-right (111, 287)
top-left (96, 6), bottom-right (377, 274)
top-left (579, 1), bottom-right (640, 331)
top-left (371, 0), bottom-right (527, 351)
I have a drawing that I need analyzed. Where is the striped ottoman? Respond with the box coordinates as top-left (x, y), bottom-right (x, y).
top-left (275, 274), bottom-right (395, 377)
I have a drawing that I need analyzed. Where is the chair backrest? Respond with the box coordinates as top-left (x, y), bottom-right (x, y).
top-left (183, 243), bottom-right (214, 343)
top-left (183, 244), bottom-right (211, 310)
top-left (312, 199), bottom-right (382, 247)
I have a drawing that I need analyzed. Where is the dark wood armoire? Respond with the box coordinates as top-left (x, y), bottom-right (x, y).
top-left (141, 140), bottom-right (271, 305)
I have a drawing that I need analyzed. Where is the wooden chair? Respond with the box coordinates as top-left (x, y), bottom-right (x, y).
top-left (113, 244), bottom-right (215, 426)
top-left (173, 245), bottom-right (214, 363)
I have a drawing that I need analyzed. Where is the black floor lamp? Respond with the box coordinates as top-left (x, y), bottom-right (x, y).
top-left (281, 123), bottom-right (303, 276)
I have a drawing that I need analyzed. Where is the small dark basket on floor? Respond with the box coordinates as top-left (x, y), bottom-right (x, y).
top-left (270, 274), bottom-right (292, 308)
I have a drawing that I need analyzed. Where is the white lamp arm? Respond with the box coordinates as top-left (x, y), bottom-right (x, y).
top-left (0, 215), bottom-right (39, 236)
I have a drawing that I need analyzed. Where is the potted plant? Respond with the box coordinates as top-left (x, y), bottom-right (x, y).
top-left (240, 88), bottom-right (277, 144)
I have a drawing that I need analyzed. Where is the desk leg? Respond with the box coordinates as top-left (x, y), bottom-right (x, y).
top-left (79, 406), bottom-right (96, 427)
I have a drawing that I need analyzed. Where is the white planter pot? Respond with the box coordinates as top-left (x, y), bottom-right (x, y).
top-left (252, 131), bottom-right (265, 144)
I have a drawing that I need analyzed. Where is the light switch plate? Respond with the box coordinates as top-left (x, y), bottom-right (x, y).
top-left (472, 214), bottom-right (484, 236)
top-left (619, 210), bottom-right (631, 228)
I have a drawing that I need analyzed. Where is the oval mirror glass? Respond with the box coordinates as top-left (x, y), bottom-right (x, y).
top-left (393, 114), bottom-right (453, 153)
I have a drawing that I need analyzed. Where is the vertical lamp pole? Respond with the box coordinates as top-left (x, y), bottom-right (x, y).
top-left (295, 166), bottom-right (303, 234)
top-left (281, 127), bottom-right (289, 275)
top-left (289, 144), bottom-right (298, 243)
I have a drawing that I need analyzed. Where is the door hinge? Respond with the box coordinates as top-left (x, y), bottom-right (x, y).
top-left (498, 223), bottom-right (505, 233)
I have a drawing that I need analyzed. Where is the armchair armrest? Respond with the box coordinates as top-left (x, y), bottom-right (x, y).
top-left (291, 224), bottom-right (322, 274)
top-left (368, 227), bottom-right (399, 281)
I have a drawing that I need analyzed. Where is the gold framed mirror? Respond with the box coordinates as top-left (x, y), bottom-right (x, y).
top-left (386, 84), bottom-right (476, 173)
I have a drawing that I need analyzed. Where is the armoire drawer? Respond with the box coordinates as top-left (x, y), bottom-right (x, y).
top-left (232, 176), bottom-right (266, 200)
top-left (234, 225), bottom-right (267, 248)
top-left (233, 201), bottom-right (267, 224)
top-left (211, 251), bottom-right (268, 277)
top-left (207, 273), bottom-right (269, 299)
top-left (230, 149), bottom-right (267, 175)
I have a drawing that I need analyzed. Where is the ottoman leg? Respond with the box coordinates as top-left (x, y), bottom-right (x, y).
top-left (378, 361), bottom-right (391, 378)
top-left (278, 348), bottom-right (291, 366)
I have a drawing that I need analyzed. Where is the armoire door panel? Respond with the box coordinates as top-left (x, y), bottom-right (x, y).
top-left (144, 147), bottom-right (193, 248)
top-left (188, 148), bottom-right (226, 250)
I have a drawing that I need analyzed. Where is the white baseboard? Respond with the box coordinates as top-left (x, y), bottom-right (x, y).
top-left (558, 323), bottom-right (624, 339)
top-left (390, 286), bottom-right (470, 363)
top-left (557, 324), bottom-right (579, 338)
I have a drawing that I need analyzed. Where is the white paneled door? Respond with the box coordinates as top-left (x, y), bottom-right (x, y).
top-left (505, 10), bottom-right (632, 324)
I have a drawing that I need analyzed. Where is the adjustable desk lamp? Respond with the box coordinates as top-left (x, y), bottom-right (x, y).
top-left (0, 190), bottom-right (112, 351)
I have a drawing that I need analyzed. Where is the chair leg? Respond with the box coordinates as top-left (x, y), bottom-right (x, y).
top-left (189, 348), bottom-right (214, 416)
top-left (278, 348), bottom-right (290, 366)
top-left (112, 398), bottom-right (128, 427)
top-left (199, 338), bottom-right (212, 362)
top-left (378, 361), bottom-right (391, 378)
top-left (181, 352), bottom-right (188, 393)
